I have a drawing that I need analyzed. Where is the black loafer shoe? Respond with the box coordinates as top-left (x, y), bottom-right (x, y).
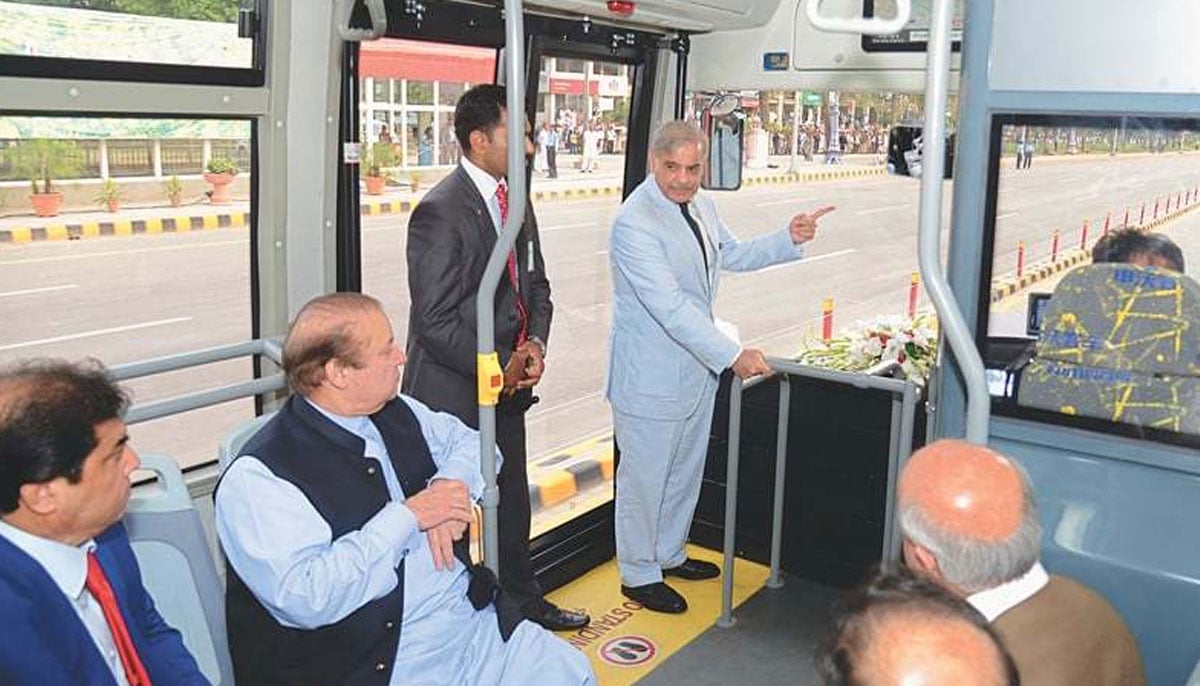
top-left (621, 582), bottom-right (688, 614)
top-left (663, 558), bottom-right (721, 581)
top-left (527, 603), bottom-right (590, 632)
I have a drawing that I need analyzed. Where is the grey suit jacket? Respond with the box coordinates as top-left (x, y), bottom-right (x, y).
top-left (402, 165), bottom-right (552, 426)
top-left (606, 175), bottom-right (803, 421)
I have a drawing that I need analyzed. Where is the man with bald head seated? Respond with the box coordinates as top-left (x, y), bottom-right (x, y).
top-left (215, 293), bottom-right (595, 685)
top-left (815, 565), bottom-right (1018, 686)
top-left (898, 439), bottom-right (1145, 686)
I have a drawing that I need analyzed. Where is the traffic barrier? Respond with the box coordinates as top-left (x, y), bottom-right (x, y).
top-left (1017, 241), bottom-right (1026, 278)
top-left (907, 272), bottom-right (920, 319)
top-left (1140, 202), bottom-right (1146, 225)
top-left (821, 298), bottom-right (834, 341)
top-left (1081, 220), bottom-right (1090, 250)
top-left (1122, 207), bottom-right (1129, 231)
top-left (1051, 228), bottom-right (1060, 263)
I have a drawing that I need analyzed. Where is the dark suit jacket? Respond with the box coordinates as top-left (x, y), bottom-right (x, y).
top-left (0, 522), bottom-right (208, 686)
top-left (402, 165), bottom-right (552, 426)
top-left (994, 575), bottom-right (1145, 686)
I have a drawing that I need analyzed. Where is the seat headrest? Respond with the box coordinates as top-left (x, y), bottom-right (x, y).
top-left (1036, 263), bottom-right (1200, 376)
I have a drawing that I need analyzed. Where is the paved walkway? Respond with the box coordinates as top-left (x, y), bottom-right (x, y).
top-left (0, 154), bottom-right (884, 243)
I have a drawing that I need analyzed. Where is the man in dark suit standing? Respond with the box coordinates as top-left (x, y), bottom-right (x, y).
top-left (402, 84), bottom-right (589, 632)
top-left (0, 360), bottom-right (207, 686)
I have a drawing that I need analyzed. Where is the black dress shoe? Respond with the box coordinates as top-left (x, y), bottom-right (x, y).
top-left (621, 582), bottom-right (688, 614)
top-left (663, 558), bottom-right (721, 581)
top-left (527, 602), bottom-right (590, 632)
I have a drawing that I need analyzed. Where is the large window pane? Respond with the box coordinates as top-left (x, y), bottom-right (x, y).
top-left (0, 114), bottom-right (255, 469)
top-left (0, 0), bottom-right (254, 70)
top-left (983, 115), bottom-right (1200, 442)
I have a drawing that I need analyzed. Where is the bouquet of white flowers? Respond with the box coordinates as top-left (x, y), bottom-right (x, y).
top-left (797, 314), bottom-right (939, 384)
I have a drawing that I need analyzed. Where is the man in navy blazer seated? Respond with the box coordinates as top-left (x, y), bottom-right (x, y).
top-left (215, 293), bottom-right (595, 685)
top-left (607, 121), bottom-right (835, 613)
top-left (0, 359), bottom-right (208, 686)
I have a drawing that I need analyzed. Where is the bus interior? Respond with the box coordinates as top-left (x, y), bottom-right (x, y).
top-left (2, 0), bottom-right (1199, 684)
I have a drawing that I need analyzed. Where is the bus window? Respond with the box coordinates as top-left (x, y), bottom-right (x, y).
top-left (0, 1), bottom-right (262, 82)
top-left (981, 114), bottom-right (1200, 442)
top-left (0, 115), bottom-right (257, 469)
top-left (526, 53), bottom-right (636, 535)
top-left (359, 37), bottom-right (497, 317)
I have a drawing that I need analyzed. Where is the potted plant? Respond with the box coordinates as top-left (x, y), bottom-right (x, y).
top-left (363, 143), bottom-right (397, 195)
top-left (93, 178), bottom-right (122, 213)
top-left (203, 156), bottom-right (239, 205)
top-left (5, 139), bottom-right (81, 218)
top-left (163, 175), bottom-right (184, 207)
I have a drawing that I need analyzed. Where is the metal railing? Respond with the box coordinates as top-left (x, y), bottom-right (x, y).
top-left (109, 338), bottom-right (285, 425)
top-left (717, 357), bottom-right (920, 628)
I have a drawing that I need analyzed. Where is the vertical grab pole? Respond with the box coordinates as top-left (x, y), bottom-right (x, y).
top-left (476, 0), bottom-right (528, 574)
top-left (916, 0), bottom-right (989, 443)
top-left (717, 376), bottom-right (743, 628)
top-left (767, 376), bottom-right (791, 589)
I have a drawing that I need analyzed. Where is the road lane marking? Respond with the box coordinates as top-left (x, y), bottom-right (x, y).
top-left (997, 211), bottom-right (1020, 220)
top-left (756, 197), bottom-right (816, 207)
top-left (0, 239), bottom-right (245, 266)
top-left (541, 221), bottom-right (599, 233)
top-left (528, 390), bottom-right (604, 419)
top-left (0, 317), bottom-right (193, 352)
top-left (0, 284), bottom-right (78, 298)
top-left (733, 248), bottom-right (857, 276)
top-left (856, 204), bottom-right (912, 215)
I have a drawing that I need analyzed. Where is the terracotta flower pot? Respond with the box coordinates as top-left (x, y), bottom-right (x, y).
top-left (365, 175), bottom-right (386, 195)
top-left (169, 193), bottom-right (182, 208)
top-left (30, 192), bottom-right (64, 218)
top-left (106, 199), bottom-right (120, 213)
top-left (203, 171), bottom-right (237, 205)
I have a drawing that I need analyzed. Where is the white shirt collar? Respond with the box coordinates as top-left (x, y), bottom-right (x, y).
top-left (460, 156), bottom-right (501, 206)
top-left (0, 517), bottom-right (95, 601)
top-left (967, 560), bottom-right (1050, 622)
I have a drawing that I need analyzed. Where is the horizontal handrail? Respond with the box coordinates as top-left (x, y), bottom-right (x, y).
top-left (126, 375), bottom-right (286, 425)
top-left (109, 338), bottom-right (282, 381)
top-left (717, 357), bottom-right (919, 628)
top-left (109, 338), bottom-right (286, 425)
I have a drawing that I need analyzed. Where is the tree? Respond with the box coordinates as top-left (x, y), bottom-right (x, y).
top-left (5, 139), bottom-right (83, 195)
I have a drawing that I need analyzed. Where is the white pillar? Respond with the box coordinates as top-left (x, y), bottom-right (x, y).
top-left (202, 139), bottom-right (212, 170)
top-left (788, 90), bottom-right (802, 172)
top-left (400, 79), bottom-right (409, 169)
top-left (98, 139), bottom-right (110, 179)
top-left (152, 139), bottom-right (163, 178)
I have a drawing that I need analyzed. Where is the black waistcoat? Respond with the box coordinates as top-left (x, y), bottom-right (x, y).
top-left (220, 396), bottom-right (432, 685)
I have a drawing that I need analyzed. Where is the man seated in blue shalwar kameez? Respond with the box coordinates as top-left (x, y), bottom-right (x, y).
top-left (215, 292), bottom-right (595, 686)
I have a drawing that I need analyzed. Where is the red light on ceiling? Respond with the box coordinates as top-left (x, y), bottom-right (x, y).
top-left (607, 1), bottom-right (636, 16)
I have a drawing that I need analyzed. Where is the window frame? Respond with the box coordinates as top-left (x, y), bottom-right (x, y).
top-left (0, 0), bottom-right (267, 87)
top-left (977, 111), bottom-right (1200, 451)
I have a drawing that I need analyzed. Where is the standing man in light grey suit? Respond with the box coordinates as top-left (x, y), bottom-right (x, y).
top-left (607, 121), bottom-right (834, 613)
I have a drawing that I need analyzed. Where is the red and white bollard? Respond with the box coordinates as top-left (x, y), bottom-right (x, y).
top-left (1051, 228), bottom-right (1060, 263)
top-left (821, 298), bottom-right (834, 341)
top-left (1082, 220), bottom-right (1091, 250)
top-left (1154, 198), bottom-right (1160, 220)
top-left (1122, 207), bottom-right (1129, 230)
top-left (907, 272), bottom-right (920, 319)
top-left (1140, 202), bottom-right (1146, 226)
top-left (1017, 241), bottom-right (1026, 278)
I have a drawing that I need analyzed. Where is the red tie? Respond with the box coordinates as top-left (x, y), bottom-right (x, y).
top-left (86, 552), bottom-right (154, 686)
top-left (496, 182), bottom-right (529, 346)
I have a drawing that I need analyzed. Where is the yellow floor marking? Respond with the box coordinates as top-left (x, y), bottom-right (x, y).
top-left (547, 545), bottom-right (769, 686)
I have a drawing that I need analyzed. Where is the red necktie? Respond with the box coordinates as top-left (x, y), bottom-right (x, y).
top-left (496, 182), bottom-right (529, 346)
top-left (86, 552), bottom-right (154, 686)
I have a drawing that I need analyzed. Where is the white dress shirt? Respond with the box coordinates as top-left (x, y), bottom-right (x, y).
top-left (0, 519), bottom-right (130, 686)
top-left (461, 156), bottom-right (504, 234)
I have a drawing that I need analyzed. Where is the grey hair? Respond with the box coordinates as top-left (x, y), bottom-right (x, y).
top-left (650, 121), bottom-right (707, 158)
top-left (899, 461), bottom-right (1043, 594)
